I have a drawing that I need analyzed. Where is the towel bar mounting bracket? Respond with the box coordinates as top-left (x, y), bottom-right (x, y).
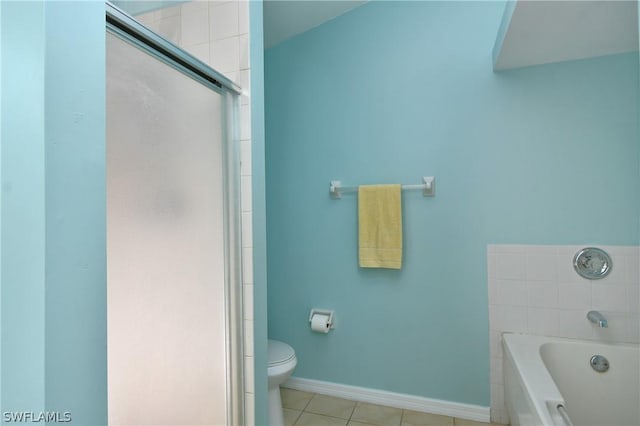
top-left (330, 181), bottom-right (343, 199)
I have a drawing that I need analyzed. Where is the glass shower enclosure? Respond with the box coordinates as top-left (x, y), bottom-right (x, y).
top-left (105, 4), bottom-right (243, 425)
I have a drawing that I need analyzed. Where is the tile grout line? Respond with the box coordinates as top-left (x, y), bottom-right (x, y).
top-left (346, 400), bottom-right (356, 425)
top-left (301, 392), bottom-right (315, 412)
top-left (294, 391), bottom-right (313, 425)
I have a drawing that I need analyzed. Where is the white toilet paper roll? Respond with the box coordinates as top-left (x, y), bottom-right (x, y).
top-left (310, 314), bottom-right (330, 333)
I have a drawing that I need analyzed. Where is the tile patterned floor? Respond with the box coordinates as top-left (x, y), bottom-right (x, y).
top-left (280, 388), bottom-right (506, 426)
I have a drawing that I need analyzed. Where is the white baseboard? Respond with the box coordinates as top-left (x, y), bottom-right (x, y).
top-left (283, 377), bottom-right (490, 423)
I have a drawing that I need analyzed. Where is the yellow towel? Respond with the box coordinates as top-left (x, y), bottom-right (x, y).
top-left (358, 184), bottom-right (403, 269)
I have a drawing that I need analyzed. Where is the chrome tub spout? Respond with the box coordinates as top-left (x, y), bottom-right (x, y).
top-left (587, 310), bottom-right (608, 328)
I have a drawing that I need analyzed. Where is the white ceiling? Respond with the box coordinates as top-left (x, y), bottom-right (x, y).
top-left (264, 0), bottom-right (367, 48)
top-left (263, 1), bottom-right (639, 69)
top-left (494, 0), bottom-right (639, 71)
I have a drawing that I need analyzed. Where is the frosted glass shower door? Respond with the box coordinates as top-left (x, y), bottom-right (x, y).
top-left (106, 32), bottom-right (228, 425)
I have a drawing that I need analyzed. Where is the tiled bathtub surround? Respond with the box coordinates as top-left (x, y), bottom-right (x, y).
top-left (487, 244), bottom-right (640, 424)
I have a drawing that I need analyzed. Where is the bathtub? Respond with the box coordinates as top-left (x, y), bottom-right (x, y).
top-left (503, 333), bottom-right (639, 426)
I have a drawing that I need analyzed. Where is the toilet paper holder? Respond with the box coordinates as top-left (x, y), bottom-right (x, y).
top-left (309, 309), bottom-right (335, 329)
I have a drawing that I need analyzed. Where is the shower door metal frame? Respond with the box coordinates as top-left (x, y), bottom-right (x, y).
top-left (105, 3), bottom-right (244, 425)
top-left (106, 2), bottom-right (241, 96)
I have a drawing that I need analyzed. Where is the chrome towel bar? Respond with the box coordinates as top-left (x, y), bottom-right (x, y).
top-left (330, 176), bottom-right (435, 199)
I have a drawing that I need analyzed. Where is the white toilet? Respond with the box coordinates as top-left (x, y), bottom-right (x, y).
top-left (268, 339), bottom-right (297, 426)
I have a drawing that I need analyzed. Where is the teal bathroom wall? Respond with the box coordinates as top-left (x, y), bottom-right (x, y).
top-left (265, 1), bottom-right (639, 406)
top-left (43, 2), bottom-right (107, 423)
top-left (1, 1), bottom-right (106, 423)
top-left (250, 0), bottom-right (269, 424)
top-left (0, 0), bottom-right (3, 409)
top-left (1, 1), bottom-right (46, 414)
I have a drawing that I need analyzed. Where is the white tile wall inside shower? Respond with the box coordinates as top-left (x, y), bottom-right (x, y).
top-left (136, 1), bottom-right (254, 422)
top-left (487, 244), bottom-right (640, 424)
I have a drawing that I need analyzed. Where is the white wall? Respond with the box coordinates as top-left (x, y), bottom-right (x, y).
top-left (487, 244), bottom-right (640, 423)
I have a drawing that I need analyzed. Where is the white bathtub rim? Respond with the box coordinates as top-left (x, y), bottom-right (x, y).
top-left (505, 332), bottom-right (640, 347)
top-left (502, 333), bottom-right (640, 426)
top-left (503, 333), bottom-right (565, 426)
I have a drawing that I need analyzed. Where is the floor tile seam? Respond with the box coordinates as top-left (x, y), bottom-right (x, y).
top-left (302, 397), bottom-right (354, 420)
top-left (290, 409), bottom-right (303, 426)
top-left (346, 400), bottom-right (359, 424)
top-left (306, 411), bottom-right (354, 424)
top-left (351, 402), bottom-right (401, 426)
top-left (299, 393), bottom-right (355, 423)
top-left (301, 392), bottom-right (315, 412)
